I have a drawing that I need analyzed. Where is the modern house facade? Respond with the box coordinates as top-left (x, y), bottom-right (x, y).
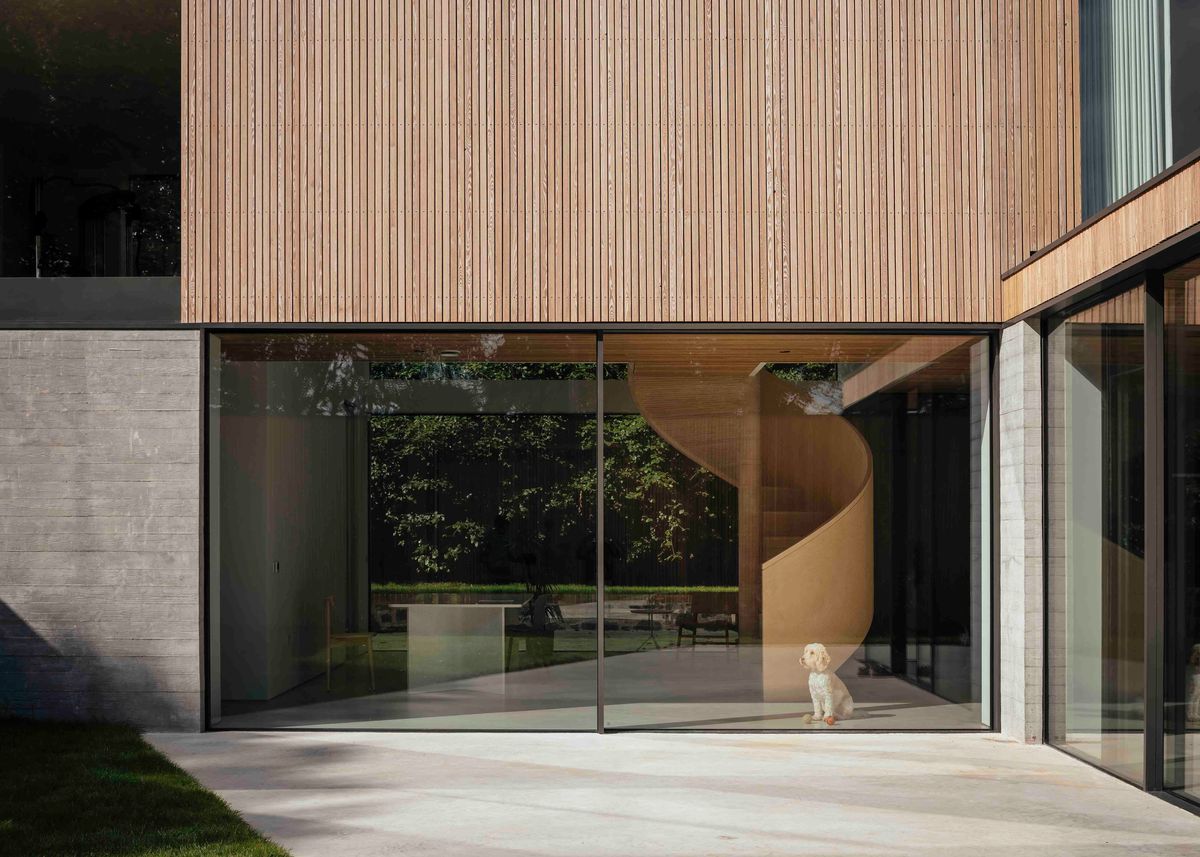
top-left (0, 0), bottom-right (1198, 809)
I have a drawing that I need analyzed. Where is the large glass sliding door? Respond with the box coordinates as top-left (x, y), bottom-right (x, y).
top-left (599, 334), bottom-right (993, 731)
top-left (207, 331), bottom-right (994, 732)
top-left (1047, 287), bottom-right (1147, 783)
top-left (208, 333), bottom-right (598, 730)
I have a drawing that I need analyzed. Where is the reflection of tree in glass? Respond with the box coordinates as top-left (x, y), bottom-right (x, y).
top-left (370, 361), bottom-right (596, 381)
top-left (764, 363), bottom-right (837, 383)
top-left (370, 412), bottom-right (591, 580)
top-left (368, 362), bottom-right (594, 580)
top-left (764, 363), bottom-right (842, 413)
top-left (366, 360), bottom-right (730, 583)
top-left (371, 411), bottom-right (727, 580)
top-left (0, 0), bottom-right (180, 274)
top-left (603, 414), bottom-right (721, 566)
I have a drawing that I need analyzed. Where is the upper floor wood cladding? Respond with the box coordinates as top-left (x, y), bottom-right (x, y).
top-left (183, 0), bottom-right (1081, 324)
top-left (1003, 156), bottom-right (1200, 320)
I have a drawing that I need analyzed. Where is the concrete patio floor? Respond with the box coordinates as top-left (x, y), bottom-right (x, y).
top-left (148, 731), bottom-right (1200, 857)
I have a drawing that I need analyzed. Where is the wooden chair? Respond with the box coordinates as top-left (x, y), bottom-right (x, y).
top-left (325, 595), bottom-right (375, 692)
top-left (676, 611), bottom-right (738, 646)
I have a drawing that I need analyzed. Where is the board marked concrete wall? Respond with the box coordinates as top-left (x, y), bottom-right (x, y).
top-left (0, 330), bottom-right (202, 730)
top-left (999, 321), bottom-right (1044, 743)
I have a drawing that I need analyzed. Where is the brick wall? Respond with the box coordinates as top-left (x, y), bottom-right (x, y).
top-left (0, 330), bottom-right (202, 730)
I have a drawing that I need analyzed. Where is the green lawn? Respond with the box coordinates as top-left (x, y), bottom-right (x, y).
top-left (0, 720), bottom-right (288, 857)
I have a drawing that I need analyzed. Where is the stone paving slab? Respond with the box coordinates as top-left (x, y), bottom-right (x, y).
top-left (149, 731), bottom-right (1200, 857)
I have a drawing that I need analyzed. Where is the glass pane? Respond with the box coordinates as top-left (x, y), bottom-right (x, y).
top-left (1171, 1), bottom-right (1200, 161)
top-left (0, 1), bottom-right (181, 276)
top-left (1079, 1), bottom-right (1200, 216)
top-left (600, 333), bottom-right (992, 730)
top-left (1165, 259), bottom-right (1200, 802)
top-left (1047, 286), bottom-right (1146, 783)
top-left (209, 333), bottom-right (598, 730)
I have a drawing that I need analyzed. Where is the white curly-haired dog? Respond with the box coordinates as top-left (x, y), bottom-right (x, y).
top-left (1188, 644), bottom-right (1200, 722)
top-left (802, 642), bottom-right (854, 725)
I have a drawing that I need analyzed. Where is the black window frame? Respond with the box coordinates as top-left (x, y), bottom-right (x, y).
top-left (199, 325), bottom-right (1002, 737)
top-left (1037, 230), bottom-right (1200, 815)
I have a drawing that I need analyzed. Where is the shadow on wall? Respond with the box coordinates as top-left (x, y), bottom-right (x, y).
top-left (0, 600), bottom-right (65, 718)
top-left (0, 600), bottom-right (181, 726)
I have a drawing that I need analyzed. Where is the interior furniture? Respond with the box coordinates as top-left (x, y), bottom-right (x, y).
top-left (325, 595), bottom-right (375, 692)
top-left (629, 603), bottom-right (666, 651)
top-left (406, 603), bottom-right (519, 692)
top-left (676, 612), bottom-right (739, 646)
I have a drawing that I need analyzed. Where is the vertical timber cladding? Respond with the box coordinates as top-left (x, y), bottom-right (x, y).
top-left (182, 1), bottom-right (1081, 324)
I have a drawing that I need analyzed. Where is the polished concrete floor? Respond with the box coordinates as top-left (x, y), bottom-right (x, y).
top-left (216, 642), bottom-right (985, 731)
top-left (150, 731), bottom-right (1200, 857)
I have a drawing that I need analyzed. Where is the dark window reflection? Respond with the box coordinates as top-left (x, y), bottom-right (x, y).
top-left (0, 0), bottom-right (180, 277)
top-left (1165, 260), bottom-right (1200, 803)
top-left (848, 387), bottom-right (978, 704)
top-left (1170, 0), bottom-right (1200, 162)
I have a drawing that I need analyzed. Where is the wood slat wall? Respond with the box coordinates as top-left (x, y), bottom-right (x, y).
top-left (1002, 157), bottom-right (1200, 319)
top-left (1067, 284), bottom-right (1145, 325)
top-left (183, 0), bottom-right (1081, 324)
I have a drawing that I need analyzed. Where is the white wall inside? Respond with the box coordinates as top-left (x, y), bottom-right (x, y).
top-left (218, 360), bottom-right (368, 701)
top-left (1065, 356), bottom-right (1105, 735)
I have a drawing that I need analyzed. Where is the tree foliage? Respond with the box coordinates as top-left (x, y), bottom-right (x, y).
top-left (367, 361), bottom-right (730, 582)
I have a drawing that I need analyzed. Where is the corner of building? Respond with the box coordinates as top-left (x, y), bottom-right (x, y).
top-left (998, 320), bottom-right (1044, 743)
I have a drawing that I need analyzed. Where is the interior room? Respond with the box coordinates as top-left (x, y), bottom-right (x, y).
top-left (208, 332), bottom-right (993, 731)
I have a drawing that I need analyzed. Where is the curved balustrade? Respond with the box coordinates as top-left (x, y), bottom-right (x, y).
top-left (626, 366), bottom-right (874, 702)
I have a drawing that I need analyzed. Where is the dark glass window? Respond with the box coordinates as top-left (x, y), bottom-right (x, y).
top-left (1170, 0), bottom-right (1200, 162)
top-left (0, 1), bottom-right (180, 277)
top-left (1165, 259), bottom-right (1200, 802)
top-left (1080, 1), bottom-right (1200, 217)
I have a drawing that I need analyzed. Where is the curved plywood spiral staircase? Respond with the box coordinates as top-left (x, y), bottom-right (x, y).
top-left (624, 365), bottom-right (874, 701)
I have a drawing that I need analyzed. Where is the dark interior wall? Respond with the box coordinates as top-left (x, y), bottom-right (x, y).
top-left (849, 391), bottom-right (975, 703)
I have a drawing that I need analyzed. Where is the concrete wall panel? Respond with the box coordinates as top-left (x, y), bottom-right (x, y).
top-left (0, 330), bottom-right (202, 731)
top-left (998, 321), bottom-right (1045, 743)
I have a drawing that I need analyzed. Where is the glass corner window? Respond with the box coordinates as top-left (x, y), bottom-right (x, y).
top-left (1164, 258), bottom-right (1200, 802)
top-left (1047, 285), bottom-right (1147, 784)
